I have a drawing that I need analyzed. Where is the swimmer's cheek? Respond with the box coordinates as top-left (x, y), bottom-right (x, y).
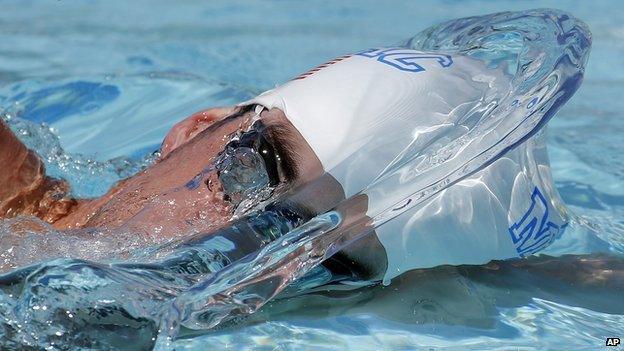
top-left (160, 106), bottom-right (236, 160)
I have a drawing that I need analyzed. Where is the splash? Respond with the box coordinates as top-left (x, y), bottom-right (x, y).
top-left (1, 112), bottom-right (158, 198)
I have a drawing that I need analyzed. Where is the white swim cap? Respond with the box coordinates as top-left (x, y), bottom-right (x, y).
top-left (241, 48), bottom-right (570, 282)
top-left (242, 48), bottom-right (509, 197)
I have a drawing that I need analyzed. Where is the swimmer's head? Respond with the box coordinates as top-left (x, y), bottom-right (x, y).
top-left (86, 48), bottom-right (504, 240)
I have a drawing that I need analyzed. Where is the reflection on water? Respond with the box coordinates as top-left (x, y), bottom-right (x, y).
top-left (0, 3), bottom-right (622, 351)
top-left (172, 254), bottom-right (624, 350)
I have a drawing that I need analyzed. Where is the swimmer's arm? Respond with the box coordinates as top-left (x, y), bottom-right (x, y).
top-left (160, 106), bottom-right (236, 159)
top-left (0, 119), bottom-right (75, 222)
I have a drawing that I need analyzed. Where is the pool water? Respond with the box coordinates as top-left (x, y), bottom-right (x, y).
top-left (1, 1), bottom-right (623, 350)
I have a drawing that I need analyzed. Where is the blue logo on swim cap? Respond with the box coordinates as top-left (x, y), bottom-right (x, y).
top-left (356, 48), bottom-right (453, 73)
top-left (508, 186), bottom-right (567, 257)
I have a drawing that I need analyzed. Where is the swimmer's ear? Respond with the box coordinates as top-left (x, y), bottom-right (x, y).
top-left (160, 106), bottom-right (236, 160)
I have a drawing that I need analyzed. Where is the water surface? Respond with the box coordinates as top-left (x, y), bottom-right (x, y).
top-left (1, 1), bottom-right (623, 350)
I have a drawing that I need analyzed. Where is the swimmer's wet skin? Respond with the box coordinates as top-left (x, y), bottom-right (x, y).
top-left (0, 9), bottom-right (589, 285)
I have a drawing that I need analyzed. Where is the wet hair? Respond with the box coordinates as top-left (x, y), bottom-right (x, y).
top-left (263, 123), bottom-right (299, 183)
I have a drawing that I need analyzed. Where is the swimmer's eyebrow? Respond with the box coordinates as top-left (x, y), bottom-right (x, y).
top-left (263, 124), bottom-right (299, 183)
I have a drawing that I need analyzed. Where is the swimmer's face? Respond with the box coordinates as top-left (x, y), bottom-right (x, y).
top-left (83, 107), bottom-right (334, 237)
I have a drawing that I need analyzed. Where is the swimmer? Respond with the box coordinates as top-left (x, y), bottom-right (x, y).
top-left (0, 43), bottom-right (583, 281)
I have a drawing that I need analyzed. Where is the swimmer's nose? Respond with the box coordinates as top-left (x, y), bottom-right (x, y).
top-left (160, 106), bottom-right (235, 159)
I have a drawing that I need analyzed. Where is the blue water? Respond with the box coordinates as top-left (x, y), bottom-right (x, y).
top-left (1, 1), bottom-right (623, 350)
